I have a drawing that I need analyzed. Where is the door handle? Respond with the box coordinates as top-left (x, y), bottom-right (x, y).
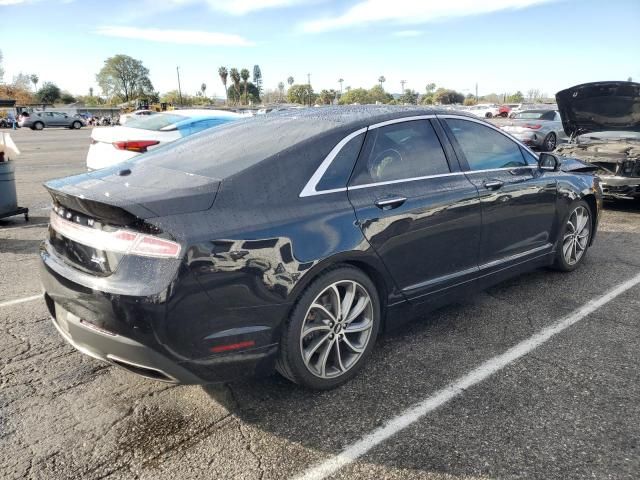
top-left (484, 180), bottom-right (504, 190)
top-left (374, 196), bottom-right (407, 210)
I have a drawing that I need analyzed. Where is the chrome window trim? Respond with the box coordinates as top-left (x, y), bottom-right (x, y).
top-left (299, 114), bottom-right (542, 198)
top-left (299, 127), bottom-right (367, 197)
top-left (367, 114), bottom-right (437, 130)
top-left (437, 114), bottom-right (540, 161)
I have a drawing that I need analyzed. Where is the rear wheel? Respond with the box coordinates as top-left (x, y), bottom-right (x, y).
top-left (276, 266), bottom-right (380, 390)
top-left (553, 201), bottom-right (592, 272)
top-left (485, 112), bottom-right (493, 118)
top-left (33, 122), bottom-right (44, 130)
top-left (542, 132), bottom-right (557, 152)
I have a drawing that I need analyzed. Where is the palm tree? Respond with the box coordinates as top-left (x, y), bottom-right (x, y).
top-left (277, 81), bottom-right (285, 101)
top-left (378, 76), bottom-right (386, 89)
top-left (338, 78), bottom-right (344, 93)
top-left (89, 87), bottom-right (93, 97)
top-left (240, 68), bottom-right (250, 105)
top-left (30, 74), bottom-right (39, 91)
top-left (287, 76), bottom-right (294, 87)
top-left (229, 68), bottom-right (241, 105)
top-left (218, 67), bottom-right (228, 104)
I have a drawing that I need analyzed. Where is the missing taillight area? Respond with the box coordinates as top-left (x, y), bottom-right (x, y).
top-left (49, 210), bottom-right (181, 259)
top-left (112, 140), bottom-right (160, 153)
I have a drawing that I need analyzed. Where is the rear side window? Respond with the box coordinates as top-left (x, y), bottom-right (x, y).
top-left (316, 133), bottom-right (365, 191)
top-left (444, 119), bottom-right (526, 170)
top-left (350, 120), bottom-right (450, 186)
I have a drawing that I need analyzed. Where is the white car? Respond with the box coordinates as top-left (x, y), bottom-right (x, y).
top-left (86, 109), bottom-right (244, 170)
top-left (466, 104), bottom-right (501, 119)
top-left (118, 109), bottom-right (157, 125)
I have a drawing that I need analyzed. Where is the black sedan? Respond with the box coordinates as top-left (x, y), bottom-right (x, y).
top-left (40, 106), bottom-right (602, 390)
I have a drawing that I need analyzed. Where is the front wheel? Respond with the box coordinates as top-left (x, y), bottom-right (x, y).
top-left (72, 121), bottom-right (82, 129)
top-left (485, 112), bottom-right (493, 118)
top-left (33, 122), bottom-right (44, 130)
top-left (553, 201), bottom-right (592, 272)
top-left (276, 266), bottom-right (381, 390)
top-left (542, 132), bottom-right (557, 152)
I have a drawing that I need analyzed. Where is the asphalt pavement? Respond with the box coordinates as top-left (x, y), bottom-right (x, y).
top-left (0, 126), bottom-right (638, 480)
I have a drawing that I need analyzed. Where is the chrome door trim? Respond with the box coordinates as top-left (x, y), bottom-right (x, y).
top-left (367, 114), bottom-right (437, 130)
top-left (402, 243), bottom-right (553, 294)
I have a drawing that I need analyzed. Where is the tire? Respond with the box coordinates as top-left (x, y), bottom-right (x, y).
top-left (552, 200), bottom-right (592, 272)
top-left (72, 121), bottom-right (82, 129)
top-left (485, 112), bottom-right (493, 118)
top-left (276, 266), bottom-right (381, 390)
top-left (542, 132), bottom-right (557, 152)
top-left (33, 122), bottom-right (44, 131)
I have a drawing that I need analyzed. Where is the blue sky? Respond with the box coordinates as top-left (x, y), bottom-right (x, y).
top-left (1, 0), bottom-right (639, 98)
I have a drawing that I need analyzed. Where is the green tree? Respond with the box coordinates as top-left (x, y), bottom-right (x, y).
top-left (399, 89), bottom-right (418, 105)
top-left (317, 89), bottom-right (337, 105)
top-left (227, 82), bottom-right (260, 104)
top-left (0, 50), bottom-right (4, 83)
top-left (338, 78), bottom-right (344, 93)
top-left (287, 76), bottom-right (294, 87)
top-left (368, 85), bottom-right (393, 104)
top-left (59, 91), bottom-right (76, 104)
top-left (30, 74), bottom-right (39, 91)
top-left (378, 75), bottom-right (386, 89)
top-left (287, 84), bottom-right (314, 104)
top-left (229, 68), bottom-right (241, 105)
top-left (277, 81), bottom-right (285, 101)
top-left (201, 83), bottom-right (207, 97)
top-left (161, 90), bottom-right (194, 106)
top-left (338, 88), bottom-right (370, 105)
top-left (507, 91), bottom-right (524, 102)
top-left (240, 68), bottom-right (250, 104)
top-left (253, 65), bottom-right (262, 94)
top-left (218, 67), bottom-right (228, 104)
top-left (89, 87), bottom-right (94, 97)
top-left (425, 83), bottom-right (436, 94)
top-left (96, 54), bottom-right (153, 103)
top-left (434, 88), bottom-right (464, 105)
top-left (463, 97), bottom-right (477, 106)
top-left (36, 82), bottom-right (61, 104)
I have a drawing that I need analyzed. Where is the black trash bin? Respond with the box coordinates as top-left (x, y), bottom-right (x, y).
top-left (0, 134), bottom-right (29, 222)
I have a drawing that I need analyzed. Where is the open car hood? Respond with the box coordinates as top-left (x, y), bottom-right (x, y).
top-left (555, 81), bottom-right (640, 137)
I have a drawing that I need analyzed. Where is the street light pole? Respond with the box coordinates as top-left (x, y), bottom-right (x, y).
top-left (177, 66), bottom-right (183, 106)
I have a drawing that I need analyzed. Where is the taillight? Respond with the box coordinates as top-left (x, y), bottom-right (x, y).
top-left (112, 140), bottom-right (160, 153)
top-left (523, 123), bottom-right (542, 129)
top-left (50, 212), bottom-right (181, 259)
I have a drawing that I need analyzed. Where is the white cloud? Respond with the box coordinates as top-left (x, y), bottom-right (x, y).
top-left (301, 0), bottom-right (556, 33)
top-left (159, 0), bottom-right (310, 15)
top-left (393, 30), bottom-right (423, 37)
top-left (95, 26), bottom-right (254, 47)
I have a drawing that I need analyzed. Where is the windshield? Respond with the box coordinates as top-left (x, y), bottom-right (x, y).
top-left (125, 113), bottom-right (188, 130)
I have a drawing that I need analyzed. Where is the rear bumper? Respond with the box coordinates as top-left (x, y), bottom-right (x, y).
top-left (40, 251), bottom-right (280, 384)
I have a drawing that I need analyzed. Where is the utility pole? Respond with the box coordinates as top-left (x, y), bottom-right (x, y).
top-left (400, 80), bottom-right (407, 93)
top-left (475, 82), bottom-right (478, 102)
top-left (177, 66), bottom-right (183, 106)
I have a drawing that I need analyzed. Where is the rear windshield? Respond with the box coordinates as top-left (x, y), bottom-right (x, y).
top-left (126, 113), bottom-right (187, 130)
top-left (514, 111), bottom-right (545, 119)
top-left (132, 114), bottom-right (340, 179)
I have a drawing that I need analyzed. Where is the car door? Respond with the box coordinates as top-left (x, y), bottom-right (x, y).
top-left (347, 118), bottom-right (482, 301)
top-left (440, 116), bottom-right (557, 271)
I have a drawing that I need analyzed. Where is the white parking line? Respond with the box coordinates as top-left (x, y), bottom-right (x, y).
top-left (0, 294), bottom-right (42, 308)
top-left (293, 271), bottom-right (640, 480)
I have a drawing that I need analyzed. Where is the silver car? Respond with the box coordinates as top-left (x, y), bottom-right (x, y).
top-left (500, 110), bottom-right (566, 151)
top-left (19, 111), bottom-right (86, 130)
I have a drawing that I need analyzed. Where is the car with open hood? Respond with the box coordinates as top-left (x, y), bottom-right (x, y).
top-left (40, 106), bottom-right (601, 390)
top-left (554, 81), bottom-right (640, 200)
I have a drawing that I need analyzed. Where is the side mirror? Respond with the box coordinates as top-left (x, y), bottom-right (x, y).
top-left (538, 152), bottom-right (560, 172)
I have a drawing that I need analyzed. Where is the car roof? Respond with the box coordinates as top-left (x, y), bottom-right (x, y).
top-left (168, 109), bottom-right (245, 119)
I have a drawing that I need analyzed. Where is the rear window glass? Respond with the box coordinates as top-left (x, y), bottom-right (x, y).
top-left (126, 113), bottom-right (187, 131)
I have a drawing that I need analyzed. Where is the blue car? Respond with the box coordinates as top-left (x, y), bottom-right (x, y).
top-left (87, 109), bottom-right (245, 170)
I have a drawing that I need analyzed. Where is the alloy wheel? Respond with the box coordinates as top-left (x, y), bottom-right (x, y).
top-left (300, 280), bottom-right (374, 379)
top-left (563, 206), bottom-right (590, 265)
top-left (545, 133), bottom-right (557, 151)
